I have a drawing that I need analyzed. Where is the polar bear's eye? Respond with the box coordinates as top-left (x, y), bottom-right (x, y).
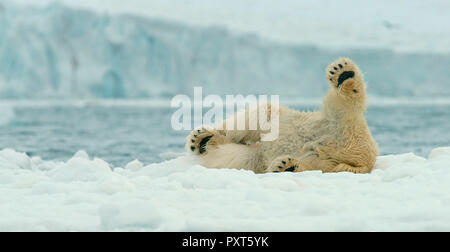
top-left (353, 89), bottom-right (358, 93)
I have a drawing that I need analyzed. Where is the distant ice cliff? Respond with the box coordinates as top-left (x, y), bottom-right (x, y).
top-left (0, 2), bottom-right (449, 99)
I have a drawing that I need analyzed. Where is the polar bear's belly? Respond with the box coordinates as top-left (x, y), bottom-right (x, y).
top-left (258, 113), bottom-right (328, 164)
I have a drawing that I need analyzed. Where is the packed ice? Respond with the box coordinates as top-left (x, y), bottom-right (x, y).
top-left (1, 147), bottom-right (450, 231)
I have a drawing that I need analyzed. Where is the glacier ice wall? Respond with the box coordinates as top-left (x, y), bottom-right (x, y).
top-left (0, 2), bottom-right (449, 99)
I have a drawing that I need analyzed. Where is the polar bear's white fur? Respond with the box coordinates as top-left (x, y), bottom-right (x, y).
top-left (186, 58), bottom-right (378, 174)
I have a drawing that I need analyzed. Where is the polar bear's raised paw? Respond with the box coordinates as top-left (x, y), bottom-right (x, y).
top-left (186, 127), bottom-right (224, 155)
top-left (186, 126), bottom-right (231, 155)
top-left (326, 58), bottom-right (359, 88)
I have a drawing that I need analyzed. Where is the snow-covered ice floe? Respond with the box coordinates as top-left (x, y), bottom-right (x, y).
top-left (1, 147), bottom-right (450, 231)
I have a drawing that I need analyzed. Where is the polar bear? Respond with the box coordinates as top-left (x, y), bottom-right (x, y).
top-left (186, 58), bottom-right (378, 174)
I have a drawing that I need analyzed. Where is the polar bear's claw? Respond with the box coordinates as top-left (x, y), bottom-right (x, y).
top-left (199, 135), bottom-right (213, 154)
top-left (186, 127), bottom-right (216, 155)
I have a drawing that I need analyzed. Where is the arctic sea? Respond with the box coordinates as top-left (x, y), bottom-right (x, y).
top-left (1, 102), bottom-right (449, 167)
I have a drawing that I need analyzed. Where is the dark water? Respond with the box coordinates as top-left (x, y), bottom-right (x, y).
top-left (1, 104), bottom-right (449, 167)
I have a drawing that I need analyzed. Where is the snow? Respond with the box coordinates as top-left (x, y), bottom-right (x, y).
top-left (1, 147), bottom-right (450, 231)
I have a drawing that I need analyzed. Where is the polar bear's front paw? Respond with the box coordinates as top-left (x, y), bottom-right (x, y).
top-left (186, 127), bottom-right (216, 155)
top-left (326, 58), bottom-right (360, 88)
top-left (267, 155), bottom-right (301, 173)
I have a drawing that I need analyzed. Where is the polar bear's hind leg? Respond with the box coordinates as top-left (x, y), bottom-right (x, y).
top-left (324, 163), bottom-right (372, 174)
top-left (200, 143), bottom-right (264, 173)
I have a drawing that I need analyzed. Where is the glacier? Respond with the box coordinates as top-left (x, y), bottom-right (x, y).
top-left (0, 2), bottom-right (449, 99)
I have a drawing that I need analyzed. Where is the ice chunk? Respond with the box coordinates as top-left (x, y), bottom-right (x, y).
top-left (0, 148), bottom-right (31, 170)
top-left (429, 147), bottom-right (450, 160)
top-left (125, 159), bottom-right (143, 171)
top-left (49, 154), bottom-right (112, 182)
top-left (73, 150), bottom-right (90, 160)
